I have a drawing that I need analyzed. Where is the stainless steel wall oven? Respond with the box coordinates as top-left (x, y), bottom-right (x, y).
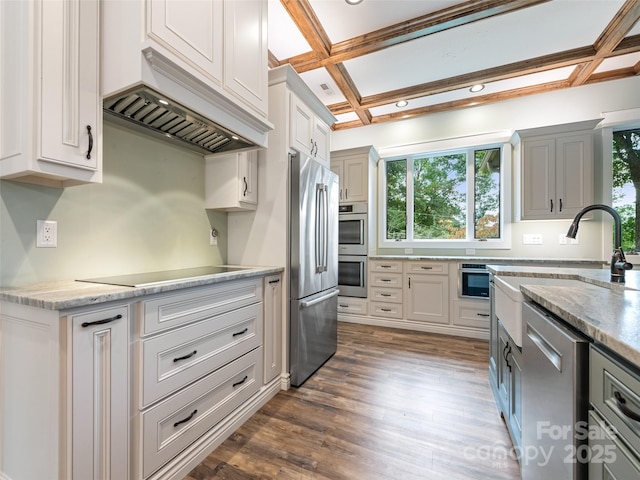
top-left (459, 263), bottom-right (490, 299)
top-left (338, 203), bottom-right (368, 297)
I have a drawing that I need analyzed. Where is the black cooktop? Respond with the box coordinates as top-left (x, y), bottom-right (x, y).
top-left (77, 266), bottom-right (248, 287)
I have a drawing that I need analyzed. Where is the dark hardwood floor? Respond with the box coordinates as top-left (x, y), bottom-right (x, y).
top-left (184, 322), bottom-right (521, 480)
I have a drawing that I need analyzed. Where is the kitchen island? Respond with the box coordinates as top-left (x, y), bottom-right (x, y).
top-left (488, 265), bottom-right (640, 479)
top-left (488, 265), bottom-right (640, 364)
top-left (0, 265), bottom-right (284, 480)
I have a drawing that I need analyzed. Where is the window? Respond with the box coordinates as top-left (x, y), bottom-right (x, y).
top-left (612, 128), bottom-right (640, 253)
top-left (381, 144), bottom-right (508, 248)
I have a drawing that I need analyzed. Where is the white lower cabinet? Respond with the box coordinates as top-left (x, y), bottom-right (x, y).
top-left (404, 262), bottom-right (449, 324)
top-left (0, 273), bottom-right (282, 480)
top-left (263, 274), bottom-right (283, 384)
top-left (141, 348), bottom-right (262, 478)
top-left (337, 296), bottom-right (369, 315)
top-left (71, 306), bottom-right (130, 480)
top-left (452, 298), bottom-right (490, 329)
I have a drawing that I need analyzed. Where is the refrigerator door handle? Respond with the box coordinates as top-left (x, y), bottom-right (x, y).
top-left (322, 184), bottom-right (328, 272)
top-left (300, 289), bottom-right (340, 308)
top-left (315, 184), bottom-right (323, 273)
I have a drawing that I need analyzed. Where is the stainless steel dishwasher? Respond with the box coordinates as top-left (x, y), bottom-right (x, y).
top-left (521, 301), bottom-right (589, 480)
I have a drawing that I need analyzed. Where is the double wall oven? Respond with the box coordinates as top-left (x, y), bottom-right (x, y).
top-left (338, 203), bottom-right (367, 297)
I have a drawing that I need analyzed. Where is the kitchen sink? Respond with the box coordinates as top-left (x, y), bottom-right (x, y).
top-left (493, 276), bottom-right (586, 347)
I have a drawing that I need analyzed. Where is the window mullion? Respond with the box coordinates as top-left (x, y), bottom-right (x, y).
top-left (467, 149), bottom-right (475, 240)
top-left (407, 157), bottom-right (414, 242)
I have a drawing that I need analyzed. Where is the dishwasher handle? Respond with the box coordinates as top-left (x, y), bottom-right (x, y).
top-left (527, 323), bottom-right (562, 372)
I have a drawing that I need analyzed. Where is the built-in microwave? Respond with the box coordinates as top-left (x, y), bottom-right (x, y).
top-left (338, 255), bottom-right (367, 298)
top-left (458, 263), bottom-right (490, 299)
top-left (338, 203), bottom-right (367, 256)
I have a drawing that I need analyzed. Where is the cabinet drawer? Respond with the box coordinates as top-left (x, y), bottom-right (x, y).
top-left (590, 346), bottom-right (640, 457)
top-left (369, 260), bottom-right (403, 273)
top-left (404, 261), bottom-right (449, 275)
top-left (588, 410), bottom-right (640, 479)
top-left (140, 278), bottom-right (262, 335)
top-left (370, 287), bottom-right (402, 304)
top-left (453, 299), bottom-right (490, 329)
top-left (141, 303), bottom-right (263, 407)
top-left (337, 297), bottom-right (368, 315)
top-left (369, 302), bottom-right (403, 319)
top-left (141, 347), bottom-right (262, 478)
top-left (370, 272), bottom-right (403, 288)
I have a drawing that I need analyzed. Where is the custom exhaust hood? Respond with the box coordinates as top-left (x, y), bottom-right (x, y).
top-left (104, 86), bottom-right (257, 155)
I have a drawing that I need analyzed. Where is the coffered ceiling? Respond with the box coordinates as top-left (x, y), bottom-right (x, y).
top-left (267, 0), bottom-right (640, 130)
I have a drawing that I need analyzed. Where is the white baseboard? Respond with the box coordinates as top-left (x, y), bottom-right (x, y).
top-left (338, 313), bottom-right (489, 341)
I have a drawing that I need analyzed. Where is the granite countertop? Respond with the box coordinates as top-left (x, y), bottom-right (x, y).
top-left (0, 265), bottom-right (284, 311)
top-left (488, 265), bottom-right (640, 368)
top-left (369, 255), bottom-right (606, 265)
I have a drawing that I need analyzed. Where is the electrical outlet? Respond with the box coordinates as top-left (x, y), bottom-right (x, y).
top-left (36, 220), bottom-right (57, 248)
top-left (522, 233), bottom-right (542, 245)
top-left (570, 234), bottom-right (579, 245)
top-left (209, 228), bottom-right (218, 246)
top-left (404, 248), bottom-right (413, 254)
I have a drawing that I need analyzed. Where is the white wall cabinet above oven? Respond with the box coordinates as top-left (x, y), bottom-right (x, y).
top-left (290, 93), bottom-right (331, 166)
top-left (1, 0), bottom-right (102, 187)
top-left (331, 146), bottom-right (379, 204)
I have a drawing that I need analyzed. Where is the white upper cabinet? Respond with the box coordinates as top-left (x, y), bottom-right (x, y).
top-left (147, 0), bottom-right (224, 84)
top-left (514, 120), bottom-right (600, 220)
top-left (330, 146), bottom-right (379, 204)
top-left (224, 0), bottom-right (269, 116)
top-left (0, 0), bottom-right (102, 187)
top-left (290, 93), bottom-right (331, 166)
top-left (103, 0), bottom-right (269, 128)
top-left (205, 150), bottom-right (259, 211)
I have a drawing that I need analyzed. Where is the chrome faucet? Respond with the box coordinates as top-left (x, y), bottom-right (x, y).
top-left (566, 204), bottom-right (633, 283)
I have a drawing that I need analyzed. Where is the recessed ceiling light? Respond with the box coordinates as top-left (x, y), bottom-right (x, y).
top-left (345, 0), bottom-right (363, 4)
top-left (158, 99), bottom-right (169, 105)
top-left (396, 100), bottom-right (408, 108)
top-left (469, 84), bottom-right (485, 93)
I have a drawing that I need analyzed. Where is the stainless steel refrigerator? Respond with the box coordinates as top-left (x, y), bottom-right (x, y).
top-left (289, 153), bottom-right (339, 387)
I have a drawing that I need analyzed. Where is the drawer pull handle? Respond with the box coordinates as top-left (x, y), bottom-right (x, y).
top-left (477, 313), bottom-right (490, 317)
top-left (81, 314), bottom-right (122, 328)
top-left (381, 308), bottom-right (392, 312)
top-left (173, 350), bottom-right (197, 363)
top-left (86, 125), bottom-right (93, 159)
top-left (339, 304), bottom-right (349, 308)
top-left (173, 409), bottom-right (197, 428)
top-left (233, 375), bottom-right (248, 388)
top-left (380, 279), bottom-right (391, 282)
top-left (232, 328), bottom-right (248, 337)
top-left (380, 265), bottom-right (392, 268)
top-left (268, 279), bottom-right (281, 284)
top-left (614, 391), bottom-right (640, 422)
top-left (380, 293), bottom-right (391, 297)
top-left (420, 266), bottom-right (433, 270)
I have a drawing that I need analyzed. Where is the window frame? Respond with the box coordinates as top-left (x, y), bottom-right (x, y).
top-left (378, 141), bottom-right (512, 250)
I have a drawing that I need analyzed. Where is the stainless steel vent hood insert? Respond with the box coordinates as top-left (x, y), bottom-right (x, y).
top-left (104, 86), bottom-right (256, 155)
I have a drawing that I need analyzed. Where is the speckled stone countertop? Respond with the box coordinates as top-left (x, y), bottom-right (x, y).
top-left (488, 265), bottom-right (640, 368)
top-left (369, 255), bottom-right (606, 265)
top-left (0, 266), bottom-right (283, 311)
